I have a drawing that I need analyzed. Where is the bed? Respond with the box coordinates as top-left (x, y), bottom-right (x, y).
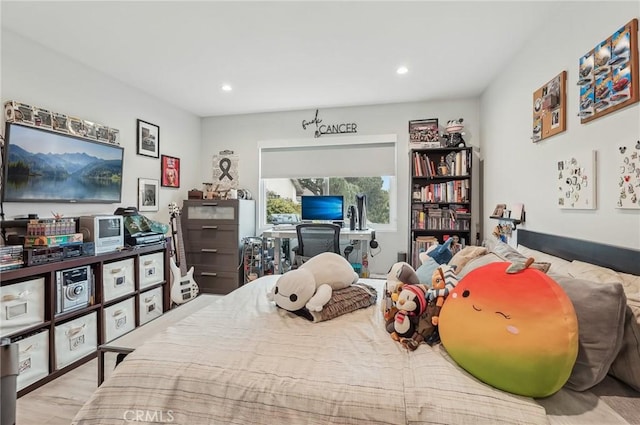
top-left (72, 230), bottom-right (640, 425)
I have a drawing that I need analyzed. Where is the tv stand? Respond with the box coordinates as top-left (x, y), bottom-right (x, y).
top-left (1, 242), bottom-right (170, 397)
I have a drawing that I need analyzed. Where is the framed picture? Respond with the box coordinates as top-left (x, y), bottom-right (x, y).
top-left (532, 71), bottom-right (566, 142)
top-left (409, 118), bottom-right (439, 146)
top-left (578, 18), bottom-right (638, 124)
top-left (137, 119), bottom-right (160, 158)
top-left (161, 155), bottom-right (180, 188)
top-left (138, 178), bottom-right (159, 212)
top-left (491, 203), bottom-right (507, 218)
top-left (557, 151), bottom-right (597, 209)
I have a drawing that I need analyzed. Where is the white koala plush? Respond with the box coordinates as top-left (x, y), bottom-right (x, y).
top-left (268, 252), bottom-right (359, 312)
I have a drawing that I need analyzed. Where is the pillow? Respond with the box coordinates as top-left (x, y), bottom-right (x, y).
top-left (552, 275), bottom-right (627, 391)
top-left (568, 260), bottom-right (622, 285)
top-left (517, 244), bottom-right (572, 277)
top-left (457, 252), bottom-right (550, 279)
top-left (440, 262), bottom-right (579, 397)
top-left (448, 246), bottom-right (488, 274)
top-left (608, 306), bottom-right (640, 391)
top-left (415, 256), bottom-right (439, 286)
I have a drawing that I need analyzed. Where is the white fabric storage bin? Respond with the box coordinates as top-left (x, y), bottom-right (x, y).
top-left (138, 286), bottom-right (164, 325)
top-left (103, 297), bottom-right (135, 343)
top-left (0, 277), bottom-right (45, 338)
top-left (102, 258), bottom-right (135, 302)
top-left (54, 312), bottom-right (97, 370)
top-left (138, 252), bottom-right (164, 290)
top-left (16, 330), bottom-right (49, 391)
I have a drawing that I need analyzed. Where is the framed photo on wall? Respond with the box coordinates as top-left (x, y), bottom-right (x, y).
top-left (409, 118), bottom-right (439, 146)
top-left (161, 155), bottom-right (180, 188)
top-left (137, 119), bottom-right (160, 158)
top-left (138, 178), bottom-right (159, 211)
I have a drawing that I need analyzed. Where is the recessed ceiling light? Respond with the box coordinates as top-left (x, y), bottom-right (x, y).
top-left (221, 84), bottom-right (232, 92)
top-left (396, 66), bottom-right (408, 75)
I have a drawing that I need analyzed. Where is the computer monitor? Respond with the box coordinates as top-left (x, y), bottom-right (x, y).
top-left (301, 195), bottom-right (344, 221)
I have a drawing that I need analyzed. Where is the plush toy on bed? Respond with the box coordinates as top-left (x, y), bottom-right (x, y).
top-left (388, 283), bottom-right (438, 350)
top-left (268, 252), bottom-right (359, 312)
top-left (439, 260), bottom-right (579, 397)
top-left (415, 238), bottom-right (454, 284)
top-left (382, 261), bottom-right (420, 326)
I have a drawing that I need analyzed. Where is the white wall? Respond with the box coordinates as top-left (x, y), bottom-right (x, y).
top-left (481, 3), bottom-right (640, 249)
top-left (202, 100), bottom-right (480, 274)
top-left (1, 30), bottom-right (201, 226)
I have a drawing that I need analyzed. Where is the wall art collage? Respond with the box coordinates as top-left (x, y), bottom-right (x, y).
top-left (617, 141), bottom-right (640, 209)
top-left (557, 151), bottom-right (596, 210)
top-left (578, 18), bottom-right (639, 123)
top-left (532, 71), bottom-right (566, 142)
top-left (4, 100), bottom-right (120, 145)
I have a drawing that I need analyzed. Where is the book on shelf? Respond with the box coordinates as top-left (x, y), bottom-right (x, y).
top-left (510, 203), bottom-right (524, 221)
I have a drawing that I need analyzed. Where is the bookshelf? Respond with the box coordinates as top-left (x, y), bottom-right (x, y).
top-left (409, 146), bottom-right (472, 268)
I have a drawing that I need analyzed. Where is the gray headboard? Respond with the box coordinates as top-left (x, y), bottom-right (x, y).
top-left (518, 229), bottom-right (640, 276)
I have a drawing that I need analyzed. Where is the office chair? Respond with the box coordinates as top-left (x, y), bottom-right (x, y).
top-left (293, 223), bottom-right (341, 267)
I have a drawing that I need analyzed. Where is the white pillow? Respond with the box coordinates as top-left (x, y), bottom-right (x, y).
top-left (516, 244), bottom-right (571, 277)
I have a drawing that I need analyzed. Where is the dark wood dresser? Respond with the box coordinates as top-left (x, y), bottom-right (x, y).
top-left (181, 199), bottom-right (255, 294)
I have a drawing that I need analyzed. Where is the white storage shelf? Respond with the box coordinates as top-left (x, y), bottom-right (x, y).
top-left (0, 243), bottom-right (170, 397)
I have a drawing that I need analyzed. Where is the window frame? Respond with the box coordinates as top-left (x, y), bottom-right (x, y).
top-left (258, 134), bottom-right (398, 232)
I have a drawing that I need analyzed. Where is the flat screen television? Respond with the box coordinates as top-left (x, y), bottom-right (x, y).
top-left (2, 122), bottom-right (124, 203)
top-left (301, 195), bottom-right (344, 221)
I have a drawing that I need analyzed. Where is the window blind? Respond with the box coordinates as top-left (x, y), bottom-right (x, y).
top-left (261, 141), bottom-right (396, 179)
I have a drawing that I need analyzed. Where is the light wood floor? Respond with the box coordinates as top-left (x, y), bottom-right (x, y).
top-left (17, 354), bottom-right (117, 425)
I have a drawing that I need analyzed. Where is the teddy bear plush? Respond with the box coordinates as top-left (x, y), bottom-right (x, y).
top-left (268, 252), bottom-right (359, 312)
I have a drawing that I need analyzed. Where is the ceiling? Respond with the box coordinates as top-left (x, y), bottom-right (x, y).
top-left (2, 1), bottom-right (570, 117)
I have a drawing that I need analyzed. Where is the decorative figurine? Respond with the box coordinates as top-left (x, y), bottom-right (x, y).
top-left (442, 118), bottom-right (466, 147)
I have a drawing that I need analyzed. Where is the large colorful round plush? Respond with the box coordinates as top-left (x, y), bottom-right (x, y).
top-left (439, 262), bottom-right (578, 397)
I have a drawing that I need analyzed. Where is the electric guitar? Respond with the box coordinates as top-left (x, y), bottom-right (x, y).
top-left (168, 203), bottom-right (199, 304)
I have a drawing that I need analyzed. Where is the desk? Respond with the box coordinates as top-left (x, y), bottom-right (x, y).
top-left (97, 294), bottom-right (218, 385)
top-left (261, 227), bottom-right (374, 274)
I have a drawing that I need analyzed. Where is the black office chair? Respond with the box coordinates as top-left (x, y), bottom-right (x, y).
top-left (293, 223), bottom-right (341, 267)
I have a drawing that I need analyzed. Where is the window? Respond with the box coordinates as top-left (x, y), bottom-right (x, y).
top-left (259, 135), bottom-right (397, 230)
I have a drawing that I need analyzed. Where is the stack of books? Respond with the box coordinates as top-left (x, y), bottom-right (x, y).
top-left (0, 245), bottom-right (23, 271)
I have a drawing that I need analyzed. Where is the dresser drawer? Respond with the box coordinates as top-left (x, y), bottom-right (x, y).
top-left (186, 245), bottom-right (239, 271)
top-left (138, 252), bottom-right (164, 290)
top-left (102, 258), bottom-right (135, 302)
top-left (139, 286), bottom-right (164, 325)
top-left (183, 200), bottom-right (239, 224)
top-left (103, 297), bottom-right (136, 343)
top-left (16, 330), bottom-right (49, 391)
top-left (184, 223), bottom-right (238, 248)
top-left (193, 267), bottom-right (240, 295)
top-left (0, 277), bottom-right (45, 338)
top-left (54, 312), bottom-right (97, 369)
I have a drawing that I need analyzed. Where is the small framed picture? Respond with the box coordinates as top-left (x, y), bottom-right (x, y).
top-left (95, 124), bottom-right (109, 142)
top-left (409, 118), bottom-right (439, 144)
top-left (34, 108), bottom-right (53, 128)
top-left (161, 155), bottom-right (180, 188)
top-left (138, 178), bottom-right (159, 212)
top-left (137, 119), bottom-right (160, 158)
top-left (52, 113), bottom-right (69, 133)
top-left (108, 128), bottom-right (120, 145)
top-left (491, 203), bottom-right (507, 218)
top-left (84, 120), bottom-right (97, 139)
top-left (68, 116), bottom-right (85, 136)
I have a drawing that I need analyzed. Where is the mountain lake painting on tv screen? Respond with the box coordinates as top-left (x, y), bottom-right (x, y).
top-left (3, 123), bottom-right (124, 203)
